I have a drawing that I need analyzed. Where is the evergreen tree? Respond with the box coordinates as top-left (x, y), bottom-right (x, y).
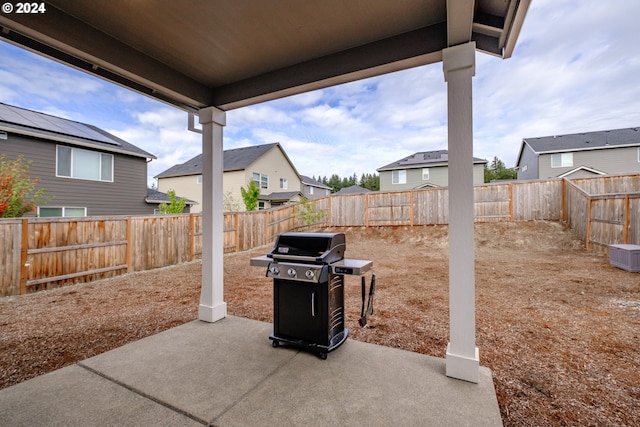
top-left (484, 156), bottom-right (517, 182)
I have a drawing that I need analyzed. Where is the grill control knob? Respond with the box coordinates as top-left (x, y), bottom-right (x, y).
top-left (270, 266), bottom-right (280, 275)
top-left (287, 268), bottom-right (297, 278)
top-left (305, 269), bottom-right (315, 280)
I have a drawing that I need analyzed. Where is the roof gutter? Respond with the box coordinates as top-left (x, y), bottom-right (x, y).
top-left (1, 125), bottom-right (156, 160)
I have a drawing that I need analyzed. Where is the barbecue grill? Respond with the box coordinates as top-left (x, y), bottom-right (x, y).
top-left (251, 232), bottom-right (372, 359)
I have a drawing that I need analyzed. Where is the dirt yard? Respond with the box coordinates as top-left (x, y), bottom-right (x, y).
top-left (1, 221), bottom-right (639, 426)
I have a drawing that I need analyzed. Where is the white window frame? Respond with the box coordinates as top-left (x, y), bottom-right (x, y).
top-left (551, 153), bottom-right (573, 168)
top-left (392, 169), bottom-right (407, 185)
top-left (280, 178), bottom-right (288, 189)
top-left (38, 206), bottom-right (87, 217)
top-left (252, 172), bottom-right (268, 189)
top-left (309, 186), bottom-right (314, 195)
top-left (197, 175), bottom-right (202, 184)
top-left (422, 168), bottom-right (430, 180)
top-left (637, 148), bottom-right (640, 162)
top-left (56, 145), bottom-right (114, 182)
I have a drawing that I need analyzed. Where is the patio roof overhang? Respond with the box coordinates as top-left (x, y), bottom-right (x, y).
top-left (0, 0), bottom-right (529, 112)
top-left (0, 0), bottom-right (530, 384)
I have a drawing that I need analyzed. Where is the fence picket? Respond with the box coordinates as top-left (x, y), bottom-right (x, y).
top-left (2, 174), bottom-right (639, 295)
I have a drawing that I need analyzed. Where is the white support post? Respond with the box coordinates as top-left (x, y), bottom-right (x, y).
top-left (198, 106), bottom-right (227, 323)
top-left (443, 42), bottom-right (479, 383)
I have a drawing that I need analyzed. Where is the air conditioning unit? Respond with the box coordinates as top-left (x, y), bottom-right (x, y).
top-left (609, 244), bottom-right (640, 272)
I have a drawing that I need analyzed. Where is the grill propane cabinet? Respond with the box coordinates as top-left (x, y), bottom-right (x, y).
top-left (251, 232), bottom-right (373, 359)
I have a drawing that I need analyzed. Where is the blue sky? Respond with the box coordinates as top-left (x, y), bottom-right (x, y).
top-left (2, 0), bottom-right (640, 186)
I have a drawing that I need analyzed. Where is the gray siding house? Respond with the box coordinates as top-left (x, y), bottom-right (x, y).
top-left (516, 127), bottom-right (640, 180)
top-left (377, 149), bottom-right (487, 191)
top-left (300, 175), bottom-right (331, 199)
top-left (0, 103), bottom-right (161, 216)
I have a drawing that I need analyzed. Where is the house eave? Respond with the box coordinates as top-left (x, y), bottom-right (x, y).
top-left (535, 143), bottom-right (640, 155)
top-left (1, 125), bottom-right (156, 160)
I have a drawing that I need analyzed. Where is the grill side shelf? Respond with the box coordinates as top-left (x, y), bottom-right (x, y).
top-left (331, 259), bottom-right (373, 276)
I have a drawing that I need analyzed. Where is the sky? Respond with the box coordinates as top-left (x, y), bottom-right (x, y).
top-left (1, 0), bottom-right (640, 187)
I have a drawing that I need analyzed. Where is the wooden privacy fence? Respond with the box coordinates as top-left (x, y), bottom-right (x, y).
top-left (1, 175), bottom-right (638, 296)
top-left (564, 175), bottom-right (640, 253)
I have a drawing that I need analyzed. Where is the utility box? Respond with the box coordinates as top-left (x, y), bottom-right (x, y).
top-left (609, 244), bottom-right (640, 272)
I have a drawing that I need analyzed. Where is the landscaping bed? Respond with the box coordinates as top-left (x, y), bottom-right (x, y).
top-left (1, 221), bottom-right (639, 426)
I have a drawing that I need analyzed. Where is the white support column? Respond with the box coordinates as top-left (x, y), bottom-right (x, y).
top-left (198, 106), bottom-right (227, 323)
top-left (443, 42), bottom-right (479, 383)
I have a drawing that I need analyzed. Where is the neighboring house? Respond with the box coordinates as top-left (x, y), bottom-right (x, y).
top-left (300, 175), bottom-right (332, 199)
top-left (0, 103), bottom-right (165, 217)
top-left (333, 185), bottom-right (372, 195)
top-left (145, 188), bottom-right (196, 214)
top-left (156, 143), bottom-right (302, 212)
top-left (377, 149), bottom-right (487, 191)
top-left (516, 127), bottom-right (640, 180)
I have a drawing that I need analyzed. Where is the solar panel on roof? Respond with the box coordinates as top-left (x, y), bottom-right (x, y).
top-left (0, 104), bottom-right (120, 146)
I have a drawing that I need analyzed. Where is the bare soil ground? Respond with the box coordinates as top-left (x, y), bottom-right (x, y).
top-left (1, 221), bottom-right (639, 426)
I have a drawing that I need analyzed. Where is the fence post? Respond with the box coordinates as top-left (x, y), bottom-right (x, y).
top-left (410, 191), bottom-right (414, 226)
top-left (189, 214), bottom-right (196, 260)
top-left (20, 218), bottom-right (28, 295)
top-left (509, 182), bottom-right (514, 221)
top-left (365, 193), bottom-right (370, 227)
top-left (266, 210), bottom-right (270, 244)
top-left (586, 198), bottom-right (593, 250)
top-left (126, 216), bottom-right (132, 272)
top-left (624, 194), bottom-right (630, 244)
top-left (234, 213), bottom-right (239, 252)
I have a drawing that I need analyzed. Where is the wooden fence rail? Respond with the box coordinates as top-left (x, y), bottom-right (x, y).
top-left (1, 175), bottom-right (638, 296)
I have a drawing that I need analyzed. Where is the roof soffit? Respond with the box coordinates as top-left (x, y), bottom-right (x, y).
top-left (0, 0), bottom-right (529, 111)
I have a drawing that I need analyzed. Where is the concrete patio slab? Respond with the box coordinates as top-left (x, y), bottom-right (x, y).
top-left (0, 316), bottom-right (502, 426)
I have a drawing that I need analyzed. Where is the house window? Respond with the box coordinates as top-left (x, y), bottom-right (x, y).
top-left (551, 153), bottom-right (573, 168)
top-left (252, 172), bottom-right (268, 189)
top-left (637, 148), bottom-right (640, 162)
top-left (280, 178), bottom-right (288, 189)
top-left (38, 206), bottom-right (87, 217)
top-left (56, 145), bottom-right (113, 182)
top-left (392, 169), bottom-right (407, 184)
top-left (258, 201), bottom-right (266, 210)
top-left (309, 186), bottom-right (314, 195)
top-left (197, 175), bottom-right (202, 184)
top-left (422, 168), bottom-right (430, 180)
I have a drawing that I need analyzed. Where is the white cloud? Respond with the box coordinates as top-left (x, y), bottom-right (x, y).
top-left (3, 0), bottom-right (640, 183)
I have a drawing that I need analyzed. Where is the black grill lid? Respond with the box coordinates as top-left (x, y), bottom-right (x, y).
top-left (267, 232), bottom-right (345, 264)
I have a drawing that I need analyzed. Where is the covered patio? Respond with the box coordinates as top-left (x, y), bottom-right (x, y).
top-left (0, 316), bottom-right (502, 426)
top-left (0, 0), bottom-right (529, 402)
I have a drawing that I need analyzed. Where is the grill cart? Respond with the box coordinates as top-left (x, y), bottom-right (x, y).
top-left (251, 232), bottom-right (372, 359)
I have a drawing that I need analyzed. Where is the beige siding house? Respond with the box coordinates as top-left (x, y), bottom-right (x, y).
top-left (516, 127), bottom-right (640, 180)
top-left (377, 149), bottom-right (487, 191)
top-left (156, 143), bottom-right (302, 212)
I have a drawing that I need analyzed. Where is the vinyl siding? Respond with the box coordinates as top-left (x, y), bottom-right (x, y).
top-left (538, 146), bottom-right (640, 179)
top-left (2, 133), bottom-right (153, 215)
top-left (157, 145), bottom-right (300, 212)
top-left (157, 174), bottom-right (203, 212)
top-left (516, 143), bottom-right (539, 180)
top-left (246, 146), bottom-right (300, 196)
top-left (380, 164), bottom-right (484, 191)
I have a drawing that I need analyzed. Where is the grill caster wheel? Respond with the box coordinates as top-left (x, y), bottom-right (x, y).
top-left (272, 340), bottom-right (279, 348)
top-left (319, 352), bottom-right (327, 360)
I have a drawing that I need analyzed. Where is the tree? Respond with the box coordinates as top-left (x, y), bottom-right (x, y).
top-left (294, 196), bottom-right (326, 227)
top-left (0, 154), bottom-right (50, 218)
top-left (157, 189), bottom-right (187, 214)
top-left (223, 190), bottom-right (242, 212)
top-left (240, 180), bottom-right (261, 211)
top-left (484, 156), bottom-right (517, 183)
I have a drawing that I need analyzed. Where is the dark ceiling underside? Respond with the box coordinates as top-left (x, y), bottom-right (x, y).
top-left (0, 0), bottom-right (529, 111)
